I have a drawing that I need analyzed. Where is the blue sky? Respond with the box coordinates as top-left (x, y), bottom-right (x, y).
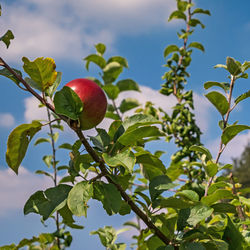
top-left (0, 0), bottom-right (250, 249)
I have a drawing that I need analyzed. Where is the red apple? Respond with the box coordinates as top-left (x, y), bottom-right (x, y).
top-left (66, 78), bottom-right (107, 130)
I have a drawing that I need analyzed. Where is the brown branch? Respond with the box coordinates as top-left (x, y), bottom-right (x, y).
top-left (74, 128), bottom-right (172, 246)
top-left (1, 57), bottom-right (172, 247)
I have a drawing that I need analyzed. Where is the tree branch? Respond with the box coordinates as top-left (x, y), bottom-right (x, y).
top-left (1, 57), bottom-right (172, 247)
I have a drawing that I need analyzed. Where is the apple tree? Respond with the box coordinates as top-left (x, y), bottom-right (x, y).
top-left (0, 0), bottom-right (250, 249)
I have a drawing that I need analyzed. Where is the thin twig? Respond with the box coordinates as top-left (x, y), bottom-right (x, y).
top-left (205, 76), bottom-right (236, 196)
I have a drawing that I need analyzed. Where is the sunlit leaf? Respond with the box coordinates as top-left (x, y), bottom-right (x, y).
top-left (168, 10), bottom-right (186, 22)
top-left (201, 189), bottom-right (233, 206)
top-left (226, 57), bottom-right (242, 75)
top-left (235, 90), bottom-right (250, 105)
top-left (93, 182), bottom-right (122, 215)
top-left (103, 149), bottom-right (135, 173)
top-left (6, 121), bottom-right (42, 174)
top-left (190, 145), bottom-right (212, 160)
top-left (24, 184), bottom-right (72, 220)
top-left (54, 86), bottom-right (83, 120)
top-left (0, 30), bottom-right (14, 48)
top-left (222, 124), bottom-right (250, 145)
top-left (67, 181), bottom-right (93, 217)
top-left (0, 68), bottom-right (22, 86)
top-left (164, 45), bottom-right (179, 58)
top-left (186, 204), bottom-right (213, 226)
top-left (116, 79), bottom-right (140, 92)
top-left (188, 42), bottom-right (205, 52)
top-left (95, 43), bottom-right (106, 56)
top-left (84, 54), bottom-right (106, 70)
top-left (205, 91), bottom-right (229, 115)
top-left (22, 57), bottom-right (57, 91)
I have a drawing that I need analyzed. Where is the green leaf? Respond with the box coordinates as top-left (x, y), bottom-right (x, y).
top-left (165, 161), bottom-right (184, 181)
top-left (54, 86), bottom-right (83, 120)
top-left (84, 54), bottom-right (106, 70)
top-left (204, 81), bottom-right (230, 92)
top-left (119, 98), bottom-right (140, 113)
top-left (67, 181), bottom-right (93, 217)
top-left (122, 114), bottom-right (161, 131)
top-left (164, 45), bottom-right (179, 58)
top-left (46, 71), bottom-right (62, 97)
top-left (188, 42), bottom-right (205, 52)
top-left (35, 170), bottom-right (53, 180)
top-left (136, 152), bottom-right (166, 181)
top-left (34, 137), bottom-right (51, 146)
top-left (6, 121), bottom-right (42, 174)
top-left (177, 1), bottom-right (190, 12)
top-left (192, 8), bottom-right (211, 15)
top-left (205, 91), bottom-right (229, 115)
top-left (204, 161), bottom-right (218, 177)
top-left (107, 56), bottom-right (128, 68)
top-left (180, 242), bottom-right (206, 250)
top-left (160, 197), bottom-right (193, 209)
top-left (22, 57), bottom-right (57, 91)
top-left (43, 155), bottom-right (53, 168)
top-left (0, 30), bottom-right (14, 48)
top-left (208, 181), bottom-right (230, 195)
top-left (235, 90), bottom-right (250, 105)
top-left (188, 19), bottom-right (205, 28)
top-left (222, 216), bottom-right (245, 249)
top-left (242, 61), bottom-right (250, 72)
top-left (211, 203), bottom-right (236, 213)
top-left (190, 145), bottom-right (212, 160)
top-left (102, 84), bottom-right (120, 100)
top-left (201, 189), bottom-right (233, 206)
top-left (149, 175), bottom-right (173, 201)
top-left (103, 62), bottom-right (123, 84)
top-left (24, 77), bottom-right (43, 92)
top-left (176, 190), bottom-right (199, 202)
top-left (59, 204), bottom-right (84, 229)
top-left (221, 124), bottom-right (250, 145)
top-left (93, 182), bottom-right (122, 215)
top-left (118, 126), bottom-right (163, 146)
top-left (24, 184), bottom-right (72, 220)
top-left (58, 143), bottom-right (72, 150)
top-left (105, 111), bottom-right (121, 120)
top-left (0, 68), bottom-right (22, 85)
top-left (226, 57), bottom-right (242, 75)
top-left (186, 204), bottom-right (214, 226)
top-left (103, 149), bottom-right (135, 173)
top-left (90, 226), bottom-right (117, 247)
top-left (95, 43), bottom-right (106, 56)
top-left (214, 64), bottom-right (227, 70)
top-left (168, 10), bottom-right (186, 22)
top-left (116, 79), bottom-right (140, 92)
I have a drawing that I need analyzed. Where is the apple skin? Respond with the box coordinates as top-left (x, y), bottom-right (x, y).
top-left (66, 78), bottom-right (107, 130)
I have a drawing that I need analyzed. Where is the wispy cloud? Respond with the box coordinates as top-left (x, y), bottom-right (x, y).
top-left (0, 166), bottom-right (52, 216)
top-left (0, 113), bottom-right (15, 128)
top-left (1, 0), bottom-right (175, 62)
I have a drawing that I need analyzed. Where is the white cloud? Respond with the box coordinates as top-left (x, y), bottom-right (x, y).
top-left (24, 96), bottom-right (48, 122)
top-left (1, 0), bottom-right (175, 62)
top-left (207, 131), bottom-right (250, 163)
top-left (0, 113), bottom-right (15, 127)
top-left (0, 166), bottom-right (52, 216)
